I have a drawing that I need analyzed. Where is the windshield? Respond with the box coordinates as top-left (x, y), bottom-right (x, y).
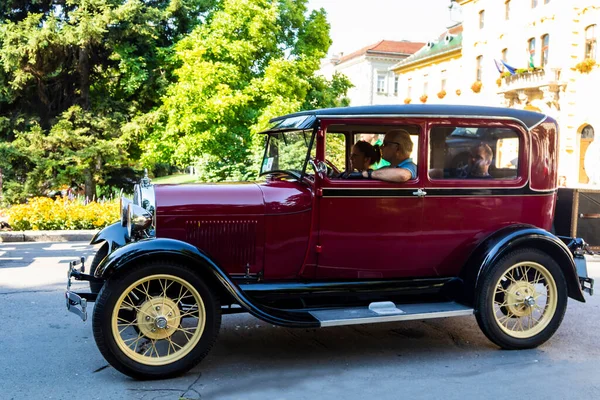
top-left (261, 129), bottom-right (315, 176)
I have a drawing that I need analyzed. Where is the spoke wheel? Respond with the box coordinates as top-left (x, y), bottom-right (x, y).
top-left (492, 262), bottom-right (557, 338)
top-left (475, 248), bottom-right (567, 350)
top-left (111, 274), bottom-right (206, 366)
top-left (93, 262), bottom-right (220, 379)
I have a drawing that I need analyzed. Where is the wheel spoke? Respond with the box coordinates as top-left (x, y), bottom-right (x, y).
top-left (175, 326), bottom-right (196, 341)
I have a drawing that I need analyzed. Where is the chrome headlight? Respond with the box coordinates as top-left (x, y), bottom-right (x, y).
top-left (120, 197), bottom-right (132, 227)
top-left (126, 203), bottom-right (153, 239)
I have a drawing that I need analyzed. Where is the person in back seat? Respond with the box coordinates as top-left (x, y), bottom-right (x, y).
top-left (465, 143), bottom-right (493, 179)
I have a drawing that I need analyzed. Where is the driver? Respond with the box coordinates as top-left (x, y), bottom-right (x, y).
top-left (350, 140), bottom-right (382, 172)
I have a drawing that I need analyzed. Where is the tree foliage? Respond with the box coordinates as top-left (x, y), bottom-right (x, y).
top-left (0, 0), bottom-right (352, 204)
top-left (137, 0), bottom-right (352, 181)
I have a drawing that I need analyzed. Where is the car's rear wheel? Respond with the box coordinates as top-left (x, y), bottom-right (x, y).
top-left (89, 243), bottom-right (108, 293)
top-left (475, 248), bottom-right (567, 349)
top-left (92, 261), bottom-right (221, 379)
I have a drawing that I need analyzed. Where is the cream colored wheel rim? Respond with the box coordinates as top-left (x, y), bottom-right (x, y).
top-left (111, 274), bottom-right (206, 366)
top-left (492, 261), bottom-right (558, 339)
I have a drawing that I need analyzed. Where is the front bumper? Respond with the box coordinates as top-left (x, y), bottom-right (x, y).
top-left (65, 257), bottom-right (102, 322)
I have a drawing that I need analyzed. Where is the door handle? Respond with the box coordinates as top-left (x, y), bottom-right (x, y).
top-left (412, 188), bottom-right (427, 197)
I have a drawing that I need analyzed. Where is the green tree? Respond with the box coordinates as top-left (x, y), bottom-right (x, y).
top-left (0, 0), bottom-right (215, 200)
top-left (139, 0), bottom-right (351, 181)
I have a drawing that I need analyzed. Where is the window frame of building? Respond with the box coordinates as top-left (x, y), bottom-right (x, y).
top-left (377, 74), bottom-right (386, 94)
top-left (407, 78), bottom-right (412, 99)
top-left (479, 10), bottom-right (485, 29)
top-left (441, 70), bottom-right (447, 92)
top-left (585, 25), bottom-right (597, 60)
top-left (505, 1), bottom-right (510, 20)
top-left (423, 74), bottom-right (429, 96)
top-left (544, 0), bottom-right (550, 4)
top-left (502, 48), bottom-right (509, 63)
top-left (528, 38), bottom-right (536, 63)
top-left (476, 56), bottom-right (483, 81)
top-left (531, 0), bottom-right (538, 8)
top-left (393, 75), bottom-right (399, 96)
top-left (541, 34), bottom-right (549, 67)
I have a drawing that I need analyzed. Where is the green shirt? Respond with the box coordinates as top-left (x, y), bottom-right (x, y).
top-left (372, 139), bottom-right (390, 169)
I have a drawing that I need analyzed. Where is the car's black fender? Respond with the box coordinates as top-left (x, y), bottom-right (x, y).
top-left (459, 224), bottom-right (585, 307)
top-left (95, 238), bottom-right (320, 328)
top-left (90, 221), bottom-right (128, 253)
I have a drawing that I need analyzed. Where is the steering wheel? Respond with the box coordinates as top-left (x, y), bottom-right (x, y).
top-left (323, 159), bottom-right (341, 177)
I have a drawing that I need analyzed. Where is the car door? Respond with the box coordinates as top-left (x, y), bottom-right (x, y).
top-left (315, 119), bottom-right (430, 279)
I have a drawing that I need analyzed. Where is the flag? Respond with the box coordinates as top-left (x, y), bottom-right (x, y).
top-left (493, 59), bottom-right (504, 73)
top-left (500, 60), bottom-right (516, 75)
top-left (528, 53), bottom-right (535, 68)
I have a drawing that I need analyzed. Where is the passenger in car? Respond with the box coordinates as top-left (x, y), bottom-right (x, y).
top-left (359, 129), bottom-right (417, 182)
top-left (465, 143), bottom-right (493, 179)
top-left (350, 140), bottom-right (382, 172)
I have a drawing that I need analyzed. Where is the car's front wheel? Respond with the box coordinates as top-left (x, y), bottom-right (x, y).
top-left (475, 248), bottom-right (567, 349)
top-left (92, 261), bottom-right (221, 379)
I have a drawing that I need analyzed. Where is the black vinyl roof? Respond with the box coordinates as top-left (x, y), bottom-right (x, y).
top-left (269, 104), bottom-right (547, 130)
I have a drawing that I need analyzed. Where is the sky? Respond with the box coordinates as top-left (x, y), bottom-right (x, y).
top-left (307, 0), bottom-right (458, 56)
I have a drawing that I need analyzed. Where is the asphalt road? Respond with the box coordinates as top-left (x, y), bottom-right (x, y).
top-left (1, 242), bottom-right (600, 400)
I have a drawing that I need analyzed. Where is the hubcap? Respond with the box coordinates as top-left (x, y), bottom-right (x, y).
top-left (136, 297), bottom-right (180, 340)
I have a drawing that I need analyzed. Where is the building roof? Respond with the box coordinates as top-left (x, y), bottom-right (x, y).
top-left (391, 24), bottom-right (463, 71)
top-left (335, 40), bottom-right (425, 64)
top-left (270, 104), bottom-right (546, 130)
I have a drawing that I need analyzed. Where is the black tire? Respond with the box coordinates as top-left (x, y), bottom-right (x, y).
top-left (475, 248), bottom-right (568, 350)
top-left (89, 243), bottom-right (108, 293)
top-left (92, 261), bottom-right (221, 380)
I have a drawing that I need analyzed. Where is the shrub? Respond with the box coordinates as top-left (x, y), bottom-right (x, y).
top-left (456, 89), bottom-right (461, 96)
top-left (437, 90), bottom-right (446, 99)
top-left (496, 78), bottom-right (502, 87)
top-left (404, 98), bottom-right (412, 104)
top-left (471, 81), bottom-right (482, 93)
top-left (6, 197), bottom-right (119, 231)
top-left (420, 94), bottom-right (428, 103)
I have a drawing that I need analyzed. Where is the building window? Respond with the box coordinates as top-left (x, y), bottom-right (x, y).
top-left (476, 56), bottom-right (483, 81)
top-left (528, 38), bottom-right (536, 66)
top-left (505, 1), bottom-right (510, 20)
top-left (585, 25), bottom-right (597, 60)
top-left (394, 76), bottom-right (399, 96)
top-left (502, 48), bottom-right (509, 63)
top-left (531, 0), bottom-right (538, 8)
top-left (407, 78), bottom-right (412, 98)
top-left (441, 70), bottom-right (447, 91)
top-left (544, 0), bottom-right (550, 3)
top-left (377, 74), bottom-right (386, 94)
top-left (479, 10), bottom-right (485, 29)
top-left (541, 34), bottom-right (549, 66)
top-left (423, 74), bottom-right (429, 95)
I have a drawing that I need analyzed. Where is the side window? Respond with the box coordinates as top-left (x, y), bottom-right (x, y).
top-left (325, 124), bottom-right (420, 176)
top-left (325, 132), bottom-right (347, 171)
top-left (428, 126), bottom-right (520, 180)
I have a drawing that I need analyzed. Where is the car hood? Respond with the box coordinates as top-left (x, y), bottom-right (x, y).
top-left (154, 179), bottom-right (312, 216)
top-left (155, 182), bottom-right (266, 216)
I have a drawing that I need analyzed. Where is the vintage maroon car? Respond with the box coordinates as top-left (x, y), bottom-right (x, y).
top-left (66, 104), bottom-right (594, 380)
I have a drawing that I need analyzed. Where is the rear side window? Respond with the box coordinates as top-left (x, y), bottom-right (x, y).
top-left (428, 126), bottom-right (520, 180)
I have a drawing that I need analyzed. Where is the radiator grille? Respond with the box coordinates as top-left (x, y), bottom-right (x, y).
top-left (186, 220), bottom-right (257, 268)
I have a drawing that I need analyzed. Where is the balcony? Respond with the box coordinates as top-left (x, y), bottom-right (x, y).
top-left (498, 68), bottom-right (564, 93)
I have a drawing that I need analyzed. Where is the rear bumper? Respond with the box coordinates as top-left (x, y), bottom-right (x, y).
top-left (574, 256), bottom-right (594, 296)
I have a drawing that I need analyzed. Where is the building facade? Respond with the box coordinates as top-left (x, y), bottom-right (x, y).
top-left (318, 40), bottom-right (424, 106)
top-left (390, 24), bottom-right (464, 105)
top-left (457, 0), bottom-right (600, 185)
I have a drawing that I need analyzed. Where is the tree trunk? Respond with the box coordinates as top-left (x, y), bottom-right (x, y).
top-left (84, 169), bottom-right (95, 201)
top-left (79, 45), bottom-right (90, 110)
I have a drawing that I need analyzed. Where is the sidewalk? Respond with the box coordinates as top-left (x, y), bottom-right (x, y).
top-left (0, 230), bottom-right (97, 243)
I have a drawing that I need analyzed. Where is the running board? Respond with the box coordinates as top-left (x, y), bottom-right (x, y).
top-left (310, 301), bottom-right (474, 327)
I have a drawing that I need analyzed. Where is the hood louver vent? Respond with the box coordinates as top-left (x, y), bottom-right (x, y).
top-left (186, 220), bottom-right (257, 270)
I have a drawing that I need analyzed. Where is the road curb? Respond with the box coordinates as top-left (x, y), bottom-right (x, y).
top-left (0, 230), bottom-right (97, 243)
